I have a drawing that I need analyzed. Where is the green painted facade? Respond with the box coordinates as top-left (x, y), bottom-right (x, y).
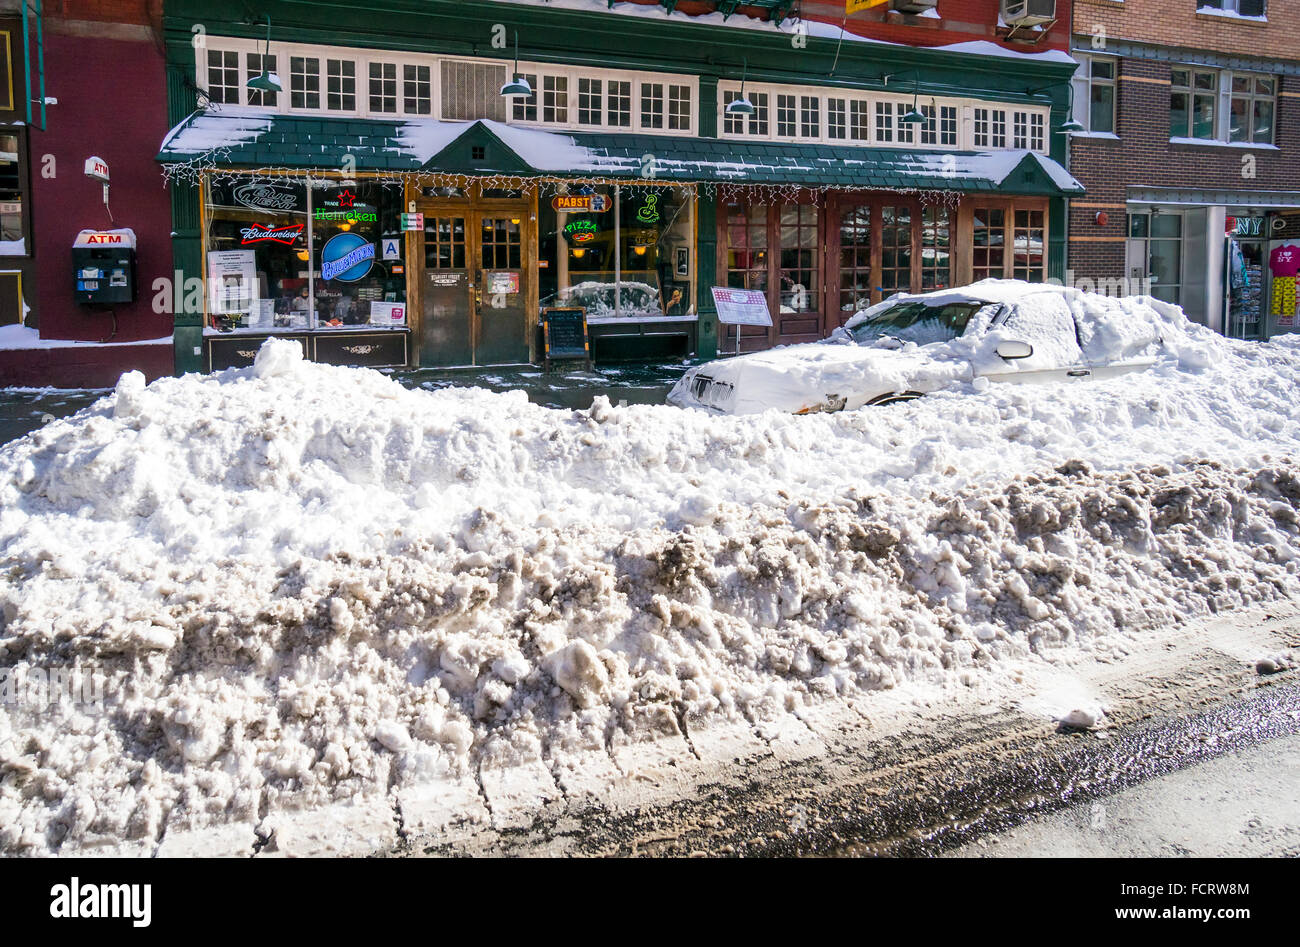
top-left (162, 0), bottom-right (1078, 373)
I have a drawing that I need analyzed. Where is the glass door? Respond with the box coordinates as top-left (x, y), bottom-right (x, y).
top-left (420, 213), bottom-right (472, 367)
top-left (475, 212), bottom-right (529, 365)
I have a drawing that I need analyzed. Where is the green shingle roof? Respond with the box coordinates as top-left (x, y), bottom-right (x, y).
top-left (158, 110), bottom-right (1084, 196)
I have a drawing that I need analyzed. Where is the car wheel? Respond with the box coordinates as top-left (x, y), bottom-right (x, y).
top-left (866, 391), bottom-right (924, 407)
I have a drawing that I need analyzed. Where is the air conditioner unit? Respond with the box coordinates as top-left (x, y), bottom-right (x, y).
top-left (1001, 0), bottom-right (1057, 27)
top-left (892, 0), bottom-right (939, 13)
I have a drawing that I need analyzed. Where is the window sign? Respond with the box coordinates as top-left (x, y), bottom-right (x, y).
top-left (320, 233), bottom-right (376, 281)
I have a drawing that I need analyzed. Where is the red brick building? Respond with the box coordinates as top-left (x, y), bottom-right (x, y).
top-left (1067, 0), bottom-right (1300, 338)
top-left (0, 0), bottom-right (173, 387)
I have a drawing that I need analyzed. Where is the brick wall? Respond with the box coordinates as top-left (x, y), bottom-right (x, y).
top-left (1075, 0), bottom-right (1300, 62)
top-left (1068, 55), bottom-right (1300, 284)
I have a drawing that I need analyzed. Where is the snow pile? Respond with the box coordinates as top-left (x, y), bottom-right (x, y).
top-left (2, 330), bottom-right (1300, 854)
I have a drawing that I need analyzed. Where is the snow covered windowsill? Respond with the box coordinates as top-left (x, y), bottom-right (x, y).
top-left (1169, 137), bottom-right (1280, 150)
top-left (1070, 131), bottom-right (1120, 141)
top-left (0, 324), bottom-right (173, 351)
top-left (1196, 7), bottom-right (1267, 24)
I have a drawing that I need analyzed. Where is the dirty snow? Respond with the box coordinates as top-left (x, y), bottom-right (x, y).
top-left (2, 313), bottom-right (1300, 854)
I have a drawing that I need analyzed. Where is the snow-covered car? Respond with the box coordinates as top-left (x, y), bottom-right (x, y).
top-left (668, 279), bottom-right (1178, 415)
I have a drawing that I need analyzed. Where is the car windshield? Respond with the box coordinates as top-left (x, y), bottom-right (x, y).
top-left (848, 301), bottom-right (982, 346)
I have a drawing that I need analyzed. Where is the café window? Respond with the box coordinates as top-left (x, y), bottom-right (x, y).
top-left (203, 176), bottom-right (407, 333)
top-left (539, 185), bottom-right (696, 320)
top-left (973, 207), bottom-right (1006, 280)
top-left (0, 131), bottom-right (27, 254)
top-left (1013, 209), bottom-right (1046, 281)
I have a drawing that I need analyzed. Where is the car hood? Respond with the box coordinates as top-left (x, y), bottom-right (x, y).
top-left (668, 340), bottom-right (972, 415)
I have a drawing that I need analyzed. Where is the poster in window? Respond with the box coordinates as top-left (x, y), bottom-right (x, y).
top-left (207, 249), bottom-right (258, 316)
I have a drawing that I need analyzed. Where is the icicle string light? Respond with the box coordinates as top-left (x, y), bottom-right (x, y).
top-left (161, 156), bottom-right (964, 207)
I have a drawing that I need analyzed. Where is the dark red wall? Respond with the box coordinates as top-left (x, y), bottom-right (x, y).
top-left (29, 28), bottom-right (172, 342)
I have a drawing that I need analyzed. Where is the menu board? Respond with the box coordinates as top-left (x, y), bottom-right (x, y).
top-left (542, 307), bottom-right (590, 360)
top-left (711, 287), bottom-right (773, 326)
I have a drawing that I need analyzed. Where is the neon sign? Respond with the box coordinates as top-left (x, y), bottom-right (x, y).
top-left (564, 220), bottom-right (599, 244)
top-left (636, 195), bottom-right (660, 224)
top-left (240, 223), bottom-right (304, 245)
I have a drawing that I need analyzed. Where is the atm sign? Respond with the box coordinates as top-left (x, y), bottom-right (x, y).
top-left (83, 233), bottom-right (125, 244)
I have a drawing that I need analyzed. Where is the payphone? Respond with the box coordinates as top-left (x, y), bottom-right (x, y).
top-left (73, 228), bottom-right (136, 305)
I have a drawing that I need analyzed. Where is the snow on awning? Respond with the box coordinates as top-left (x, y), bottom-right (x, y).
top-left (157, 110), bottom-right (1084, 196)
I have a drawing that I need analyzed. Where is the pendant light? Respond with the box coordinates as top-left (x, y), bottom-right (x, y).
top-left (246, 16), bottom-right (282, 94)
top-left (899, 73), bottom-right (925, 125)
top-left (499, 31), bottom-right (532, 98)
top-left (726, 57), bottom-right (755, 116)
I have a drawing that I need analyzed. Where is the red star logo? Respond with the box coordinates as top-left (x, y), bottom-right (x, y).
top-left (337, 189), bottom-right (356, 208)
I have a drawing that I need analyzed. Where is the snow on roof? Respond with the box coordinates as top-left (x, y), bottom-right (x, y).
top-left (483, 0), bottom-right (1078, 65)
top-left (158, 106), bottom-right (274, 157)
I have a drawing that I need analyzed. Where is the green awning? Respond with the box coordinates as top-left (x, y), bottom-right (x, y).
top-left (158, 110), bottom-right (1084, 196)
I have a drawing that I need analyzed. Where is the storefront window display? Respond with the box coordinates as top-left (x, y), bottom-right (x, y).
top-left (538, 184), bottom-right (695, 319)
top-left (203, 176), bottom-right (407, 332)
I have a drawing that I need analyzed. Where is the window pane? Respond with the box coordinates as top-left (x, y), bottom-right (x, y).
top-left (1091, 85), bottom-right (1114, 133)
top-left (1192, 94), bottom-right (1214, 138)
top-left (1253, 99), bottom-right (1273, 143)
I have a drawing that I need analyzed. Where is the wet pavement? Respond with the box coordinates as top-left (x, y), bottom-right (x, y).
top-left (0, 360), bottom-right (696, 449)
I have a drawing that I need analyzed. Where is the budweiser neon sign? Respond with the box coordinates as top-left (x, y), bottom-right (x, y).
top-left (240, 223), bottom-right (304, 245)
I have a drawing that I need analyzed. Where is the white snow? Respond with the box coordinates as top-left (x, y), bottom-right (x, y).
top-left (2, 307), bottom-right (1300, 854)
top-left (158, 107), bottom-right (274, 157)
top-left (0, 325), bottom-right (173, 351)
top-left (671, 281), bottom-right (1184, 415)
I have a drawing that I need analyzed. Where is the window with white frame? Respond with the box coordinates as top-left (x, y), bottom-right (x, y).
top-left (939, 105), bottom-right (957, 146)
top-left (800, 95), bottom-right (820, 138)
top-left (207, 50), bottom-right (240, 105)
top-left (326, 58), bottom-right (356, 111)
top-left (404, 64), bottom-right (432, 115)
top-left (973, 107), bottom-right (1007, 148)
top-left (851, 100), bottom-right (870, 142)
top-left (1030, 112), bottom-right (1045, 151)
top-left (641, 82), bottom-right (664, 129)
top-left (607, 79), bottom-right (632, 127)
top-left (1072, 54), bottom-right (1115, 133)
top-left (290, 56), bottom-right (321, 110)
top-left (876, 101), bottom-right (893, 143)
top-left (369, 62), bottom-right (397, 114)
top-left (1230, 74), bottom-right (1275, 143)
top-left (668, 84), bottom-right (691, 131)
top-left (543, 75), bottom-right (568, 123)
top-left (895, 101), bottom-right (914, 144)
top-left (828, 97), bottom-right (846, 139)
top-left (777, 94), bottom-right (797, 137)
top-left (750, 91), bottom-right (770, 136)
top-left (578, 77), bottom-right (602, 125)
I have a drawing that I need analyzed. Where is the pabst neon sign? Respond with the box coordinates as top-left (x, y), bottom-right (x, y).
top-left (240, 223), bottom-right (304, 245)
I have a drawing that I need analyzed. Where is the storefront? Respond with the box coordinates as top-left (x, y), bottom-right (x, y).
top-left (718, 191), bottom-right (1053, 352)
top-left (1124, 189), bottom-right (1300, 340)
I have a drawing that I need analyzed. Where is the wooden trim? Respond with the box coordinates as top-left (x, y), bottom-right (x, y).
top-left (0, 32), bottom-right (13, 112)
top-left (1070, 235), bottom-right (1127, 242)
top-left (954, 201), bottom-right (974, 287)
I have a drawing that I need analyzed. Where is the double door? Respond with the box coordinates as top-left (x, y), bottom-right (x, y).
top-left (419, 200), bottom-right (532, 367)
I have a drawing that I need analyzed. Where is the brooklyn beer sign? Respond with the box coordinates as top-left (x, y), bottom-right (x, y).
top-left (240, 223), bottom-right (304, 245)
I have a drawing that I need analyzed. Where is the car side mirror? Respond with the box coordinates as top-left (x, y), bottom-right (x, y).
top-left (996, 340), bottom-right (1034, 360)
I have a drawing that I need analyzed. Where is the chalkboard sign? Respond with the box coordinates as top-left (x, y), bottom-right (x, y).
top-left (542, 307), bottom-right (590, 368)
